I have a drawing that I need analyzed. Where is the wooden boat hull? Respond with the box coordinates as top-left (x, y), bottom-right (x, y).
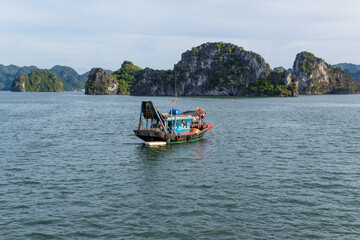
top-left (134, 124), bottom-right (213, 143)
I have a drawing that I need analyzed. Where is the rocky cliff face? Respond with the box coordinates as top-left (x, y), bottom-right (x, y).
top-left (131, 68), bottom-right (174, 96)
top-left (11, 74), bottom-right (27, 92)
top-left (85, 68), bottom-right (118, 95)
top-left (292, 52), bottom-right (360, 94)
top-left (173, 42), bottom-right (272, 96)
top-left (11, 69), bottom-right (64, 92)
top-left (131, 42), bottom-right (295, 96)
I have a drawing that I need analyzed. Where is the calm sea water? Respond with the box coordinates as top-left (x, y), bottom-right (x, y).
top-left (1, 92), bottom-right (360, 239)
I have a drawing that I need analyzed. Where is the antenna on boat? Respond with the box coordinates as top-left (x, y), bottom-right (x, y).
top-left (175, 92), bottom-right (179, 110)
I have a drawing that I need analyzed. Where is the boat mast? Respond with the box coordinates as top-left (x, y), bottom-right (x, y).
top-left (174, 69), bottom-right (179, 109)
top-left (174, 70), bottom-right (178, 130)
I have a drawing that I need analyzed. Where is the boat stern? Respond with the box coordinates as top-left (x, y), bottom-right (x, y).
top-left (134, 129), bottom-right (168, 142)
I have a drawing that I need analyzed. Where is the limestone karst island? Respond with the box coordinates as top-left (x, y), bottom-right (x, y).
top-left (3, 42), bottom-right (360, 96)
top-left (11, 69), bottom-right (64, 92)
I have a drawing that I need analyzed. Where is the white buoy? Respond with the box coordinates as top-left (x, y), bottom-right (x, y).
top-left (144, 141), bottom-right (167, 146)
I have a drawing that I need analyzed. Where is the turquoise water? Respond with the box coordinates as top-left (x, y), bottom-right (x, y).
top-left (1, 92), bottom-right (360, 239)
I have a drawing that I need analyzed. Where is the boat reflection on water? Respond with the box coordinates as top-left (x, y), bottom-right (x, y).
top-left (135, 137), bottom-right (208, 163)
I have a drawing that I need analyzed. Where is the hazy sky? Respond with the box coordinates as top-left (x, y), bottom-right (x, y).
top-left (0, 0), bottom-right (359, 73)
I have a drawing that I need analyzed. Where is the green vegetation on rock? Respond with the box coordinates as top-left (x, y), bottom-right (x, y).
top-left (111, 61), bottom-right (141, 94)
top-left (246, 69), bottom-right (296, 96)
top-left (246, 79), bottom-right (292, 96)
top-left (215, 42), bottom-right (227, 51)
top-left (299, 52), bottom-right (318, 75)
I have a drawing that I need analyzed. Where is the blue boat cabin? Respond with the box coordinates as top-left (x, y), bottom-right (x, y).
top-left (167, 116), bottom-right (192, 133)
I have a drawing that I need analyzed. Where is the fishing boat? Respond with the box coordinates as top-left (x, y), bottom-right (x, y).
top-left (134, 101), bottom-right (213, 144)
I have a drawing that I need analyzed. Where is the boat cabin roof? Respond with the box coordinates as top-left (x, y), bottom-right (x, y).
top-left (140, 101), bottom-right (205, 121)
top-left (162, 110), bottom-right (204, 119)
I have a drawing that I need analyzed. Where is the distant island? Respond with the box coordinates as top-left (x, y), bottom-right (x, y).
top-left (2, 41), bottom-right (360, 96)
top-left (332, 63), bottom-right (360, 84)
top-left (11, 69), bottom-right (64, 92)
top-left (0, 65), bottom-right (113, 91)
top-left (0, 65), bottom-right (37, 90)
top-left (0, 64), bottom-right (87, 91)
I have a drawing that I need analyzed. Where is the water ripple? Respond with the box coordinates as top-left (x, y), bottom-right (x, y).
top-left (1, 93), bottom-right (360, 239)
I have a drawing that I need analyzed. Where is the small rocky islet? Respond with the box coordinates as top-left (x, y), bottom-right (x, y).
top-left (6, 42), bottom-right (360, 96)
top-left (293, 52), bottom-right (360, 94)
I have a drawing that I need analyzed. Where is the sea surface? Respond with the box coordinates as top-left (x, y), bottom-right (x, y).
top-left (1, 92), bottom-right (360, 239)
